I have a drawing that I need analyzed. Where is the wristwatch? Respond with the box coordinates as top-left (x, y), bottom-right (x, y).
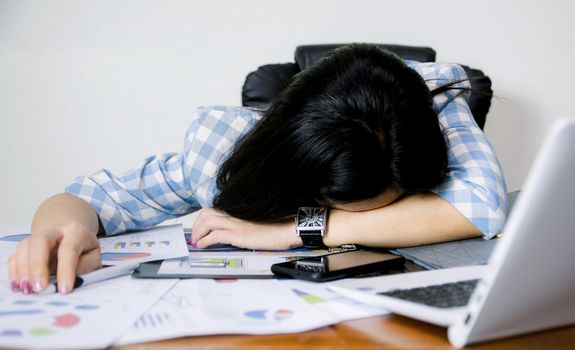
top-left (295, 207), bottom-right (328, 248)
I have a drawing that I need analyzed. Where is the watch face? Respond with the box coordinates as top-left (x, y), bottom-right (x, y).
top-left (297, 207), bottom-right (326, 228)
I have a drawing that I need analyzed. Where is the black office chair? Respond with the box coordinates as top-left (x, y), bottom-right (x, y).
top-left (241, 44), bottom-right (492, 129)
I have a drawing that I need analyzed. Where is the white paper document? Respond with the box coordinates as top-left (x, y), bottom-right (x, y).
top-left (0, 225), bottom-right (30, 243)
top-left (1, 224), bottom-right (189, 266)
top-left (0, 272), bottom-right (177, 349)
top-left (116, 278), bottom-right (337, 345)
top-left (278, 279), bottom-right (389, 321)
top-left (1, 224), bottom-right (392, 348)
top-left (157, 250), bottom-right (330, 277)
top-left (99, 224), bottom-right (189, 265)
top-left (0, 226), bottom-right (178, 349)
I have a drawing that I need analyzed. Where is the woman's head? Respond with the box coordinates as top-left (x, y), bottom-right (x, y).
top-left (213, 44), bottom-right (447, 221)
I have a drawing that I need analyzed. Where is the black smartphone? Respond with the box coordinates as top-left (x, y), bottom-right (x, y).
top-left (271, 250), bottom-right (405, 282)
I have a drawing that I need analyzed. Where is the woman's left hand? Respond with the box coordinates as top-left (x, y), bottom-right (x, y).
top-left (190, 208), bottom-right (302, 250)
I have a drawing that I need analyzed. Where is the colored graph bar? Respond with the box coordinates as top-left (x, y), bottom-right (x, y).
top-left (292, 289), bottom-right (326, 304)
top-left (0, 233), bottom-right (30, 242)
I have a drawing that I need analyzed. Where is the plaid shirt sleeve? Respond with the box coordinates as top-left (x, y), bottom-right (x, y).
top-left (407, 61), bottom-right (508, 239)
top-left (66, 106), bottom-right (260, 235)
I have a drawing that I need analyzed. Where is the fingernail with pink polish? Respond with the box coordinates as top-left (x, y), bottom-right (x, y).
top-left (33, 277), bottom-right (43, 293)
top-left (59, 283), bottom-right (69, 295)
top-left (11, 280), bottom-right (20, 292)
top-left (21, 280), bottom-right (31, 294)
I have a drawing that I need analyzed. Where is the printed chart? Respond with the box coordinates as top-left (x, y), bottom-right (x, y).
top-left (99, 224), bottom-right (188, 265)
top-left (244, 309), bottom-right (294, 321)
top-left (281, 279), bottom-right (389, 321)
top-left (0, 225), bottom-right (188, 265)
top-left (116, 279), bottom-right (336, 345)
top-left (0, 298), bottom-right (96, 338)
top-left (0, 272), bottom-right (177, 350)
top-left (158, 249), bottom-right (331, 278)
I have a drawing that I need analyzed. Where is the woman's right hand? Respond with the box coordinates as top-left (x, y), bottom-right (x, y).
top-left (7, 193), bottom-right (103, 294)
top-left (8, 222), bottom-right (102, 294)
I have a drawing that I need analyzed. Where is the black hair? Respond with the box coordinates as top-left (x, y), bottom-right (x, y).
top-left (213, 44), bottom-right (448, 222)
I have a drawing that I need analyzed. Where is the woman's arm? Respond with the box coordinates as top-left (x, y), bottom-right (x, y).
top-left (32, 193), bottom-right (101, 234)
top-left (410, 62), bottom-right (508, 239)
top-left (7, 106), bottom-right (260, 293)
top-left (324, 192), bottom-right (481, 248)
top-left (191, 192), bottom-right (481, 250)
top-left (8, 193), bottom-right (102, 294)
top-left (65, 106), bottom-right (259, 236)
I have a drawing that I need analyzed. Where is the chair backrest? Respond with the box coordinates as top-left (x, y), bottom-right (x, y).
top-left (242, 44), bottom-right (492, 129)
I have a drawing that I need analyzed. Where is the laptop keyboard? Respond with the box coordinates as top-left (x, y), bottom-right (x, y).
top-left (378, 279), bottom-right (480, 309)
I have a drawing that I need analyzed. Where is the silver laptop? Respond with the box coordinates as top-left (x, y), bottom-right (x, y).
top-left (329, 117), bottom-right (575, 347)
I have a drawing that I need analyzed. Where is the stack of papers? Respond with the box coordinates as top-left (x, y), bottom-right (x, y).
top-left (116, 278), bottom-right (388, 345)
top-left (0, 224), bottom-right (388, 349)
top-left (0, 276), bottom-right (177, 350)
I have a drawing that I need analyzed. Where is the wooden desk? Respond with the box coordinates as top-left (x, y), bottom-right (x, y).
top-left (112, 316), bottom-right (575, 349)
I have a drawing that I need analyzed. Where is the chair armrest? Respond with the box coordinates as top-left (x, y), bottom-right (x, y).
top-left (460, 65), bottom-right (493, 129)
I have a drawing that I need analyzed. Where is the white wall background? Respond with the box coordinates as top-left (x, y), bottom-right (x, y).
top-left (1, 0), bottom-right (574, 225)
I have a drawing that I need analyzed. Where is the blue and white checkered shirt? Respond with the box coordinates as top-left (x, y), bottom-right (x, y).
top-left (66, 61), bottom-right (507, 239)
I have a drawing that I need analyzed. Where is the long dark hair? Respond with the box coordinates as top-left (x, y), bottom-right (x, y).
top-left (213, 44), bottom-right (448, 222)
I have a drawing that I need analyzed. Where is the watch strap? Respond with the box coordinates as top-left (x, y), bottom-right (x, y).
top-left (298, 229), bottom-right (327, 249)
